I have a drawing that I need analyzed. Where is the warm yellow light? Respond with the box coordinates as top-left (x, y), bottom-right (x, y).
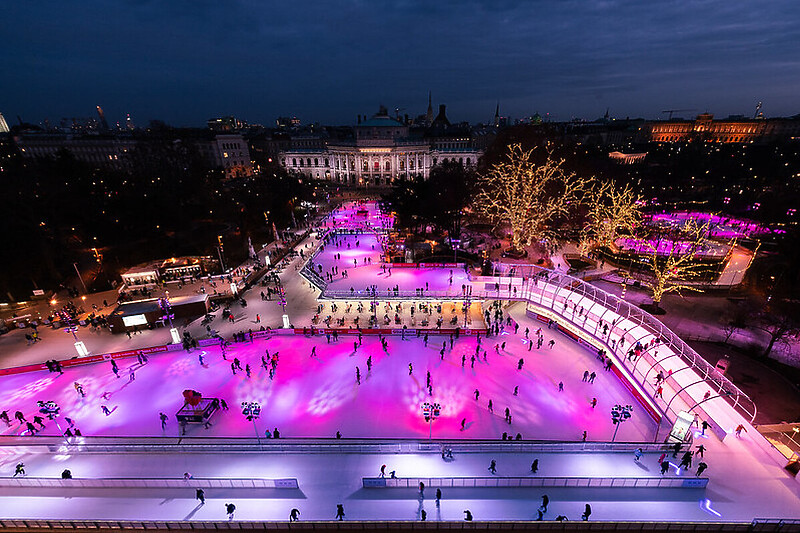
top-left (81, 296), bottom-right (86, 301)
top-left (50, 299), bottom-right (57, 305)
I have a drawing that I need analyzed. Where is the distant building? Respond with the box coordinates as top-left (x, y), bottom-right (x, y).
top-left (280, 103), bottom-right (482, 187)
top-left (207, 116), bottom-right (245, 132)
top-left (608, 151), bottom-right (647, 164)
top-left (15, 133), bottom-right (138, 171)
top-left (197, 133), bottom-right (253, 178)
top-left (645, 113), bottom-right (800, 143)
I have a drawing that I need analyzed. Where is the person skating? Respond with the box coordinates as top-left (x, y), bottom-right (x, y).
top-left (488, 459), bottom-right (497, 474)
top-left (356, 367), bottom-right (361, 385)
top-left (488, 399), bottom-right (493, 413)
top-left (0, 410), bottom-right (10, 426)
top-left (101, 405), bottom-right (111, 416)
top-left (696, 462), bottom-right (708, 476)
top-left (581, 503), bottom-right (592, 521)
top-left (289, 508), bottom-right (300, 521)
top-left (460, 418), bottom-right (466, 431)
top-left (513, 386), bottom-right (519, 396)
top-left (634, 448), bottom-right (643, 462)
top-left (517, 358), bottom-right (524, 370)
top-left (14, 462), bottom-right (25, 477)
top-left (735, 424), bottom-right (747, 437)
top-left (336, 503), bottom-right (345, 521)
top-left (418, 481), bottom-right (425, 498)
top-left (660, 460), bottom-right (670, 475)
top-left (420, 509), bottom-right (427, 521)
top-left (195, 488), bottom-right (205, 504)
top-left (679, 451), bottom-right (693, 470)
top-left (464, 510), bottom-right (473, 521)
top-left (540, 494), bottom-right (549, 512)
top-left (474, 389), bottom-right (480, 401)
top-left (695, 444), bottom-right (706, 458)
top-left (225, 503), bottom-right (236, 520)
top-left (531, 459), bottom-right (539, 473)
top-left (435, 488), bottom-right (442, 507)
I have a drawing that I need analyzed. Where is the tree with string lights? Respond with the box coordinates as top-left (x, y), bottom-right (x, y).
top-left (643, 219), bottom-right (728, 311)
top-left (579, 181), bottom-right (642, 255)
top-left (474, 144), bottom-right (590, 253)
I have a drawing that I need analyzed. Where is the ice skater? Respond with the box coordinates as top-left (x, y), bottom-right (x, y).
top-left (160, 412), bottom-right (168, 430)
top-left (336, 504), bottom-right (345, 521)
top-left (356, 367), bottom-right (361, 385)
top-left (196, 488), bottom-right (205, 504)
top-left (540, 494), bottom-right (549, 512)
top-left (531, 459), bottom-right (539, 473)
top-left (225, 503), bottom-right (236, 520)
top-left (289, 508), bottom-right (300, 521)
top-left (488, 459), bottom-right (497, 474)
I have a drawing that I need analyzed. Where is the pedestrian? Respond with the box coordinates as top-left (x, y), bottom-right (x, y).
top-left (420, 509), bottom-right (427, 521)
top-left (582, 430), bottom-right (587, 442)
top-left (634, 448), bottom-right (643, 462)
top-left (558, 382), bottom-right (564, 392)
top-left (582, 503), bottom-right (592, 521)
top-left (225, 503), bottom-right (236, 520)
top-left (701, 420), bottom-right (709, 435)
top-left (196, 488), bottom-right (205, 505)
top-left (591, 397), bottom-right (597, 408)
top-left (435, 488), bottom-right (442, 506)
top-left (336, 503), bottom-right (345, 521)
top-left (531, 459), bottom-right (539, 473)
top-left (488, 459), bottom-right (497, 474)
top-left (289, 508), bottom-right (300, 522)
top-left (660, 460), bottom-right (670, 475)
top-left (541, 494), bottom-right (549, 512)
top-left (696, 462), bottom-right (708, 476)
top-left (735, 424), bottom-right (747, 437)
top-left (380, 464), bottom-right (386, 477)
top-left (419, 481), bottom-right (425, 498)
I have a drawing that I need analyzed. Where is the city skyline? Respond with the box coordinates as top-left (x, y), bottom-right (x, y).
top-left (3, 1), bottom-right (800, 127)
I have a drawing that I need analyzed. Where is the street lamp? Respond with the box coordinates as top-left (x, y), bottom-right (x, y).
top-left (610, 404), bottom-right (633, 442)
top-left (64, 317), bottom-right (89, 357)
top-left (241, 401), bottom-right (262, 445)
top-left (422, 401), bottom-right (441, 440)
top-left (158, 295), bottom-right (181, 345)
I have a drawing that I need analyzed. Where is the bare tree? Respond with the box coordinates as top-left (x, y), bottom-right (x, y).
top-left (475, 144), bottom-right (590, 252)
top-left (752, 299), bottom-right (800, 358)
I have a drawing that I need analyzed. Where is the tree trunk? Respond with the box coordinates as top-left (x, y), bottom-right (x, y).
top-left (762, 335), bottom-right (778, 358)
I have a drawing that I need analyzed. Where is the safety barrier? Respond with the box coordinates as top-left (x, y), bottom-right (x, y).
top-left (0, 477), bottom-right (298, 489)
top-left (0, 520), bottom-right (784, 531)
top-left (0, 435), bottom-right (680, 454)
top-left (364, 476), bottom-right (708, 489)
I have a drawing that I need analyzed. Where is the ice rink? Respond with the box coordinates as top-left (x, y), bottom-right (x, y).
top-left (0, 304), bottom-right (655, 442)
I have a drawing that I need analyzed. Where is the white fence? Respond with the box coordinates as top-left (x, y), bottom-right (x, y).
top-left (365, 476), bottom-right (708, 489)
top-left (0, 477), bottom-right (298, 489)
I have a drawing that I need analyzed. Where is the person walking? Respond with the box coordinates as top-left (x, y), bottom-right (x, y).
top-left (196, 488), bottom-right (205, 505)
top-left (336, 504), bottom-right (345, 521)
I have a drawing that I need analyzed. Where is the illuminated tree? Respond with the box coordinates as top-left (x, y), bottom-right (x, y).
top-left (475, 144), bottom-right (589, 252)
top-left (642, 219), bottom-right (737, 310)
top-left (581, 181), bottom-right (642, 253)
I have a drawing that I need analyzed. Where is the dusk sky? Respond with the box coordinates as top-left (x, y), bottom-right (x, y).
top-left (4, 0), bottom-right (800, 127)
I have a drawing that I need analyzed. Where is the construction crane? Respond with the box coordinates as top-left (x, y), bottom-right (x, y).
top-left (661, 109), bottom-right (696, 120)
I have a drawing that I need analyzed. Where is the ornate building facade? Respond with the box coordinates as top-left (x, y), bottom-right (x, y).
top-left (646, 113), bottom-right (800, 143)
top-left (280, 105), bottom-right (482, 186)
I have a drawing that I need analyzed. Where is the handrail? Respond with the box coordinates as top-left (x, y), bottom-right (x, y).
top-left (0, 477), bottom-right (298, 489)
top-left (365, 476), bottom-right (708, 489)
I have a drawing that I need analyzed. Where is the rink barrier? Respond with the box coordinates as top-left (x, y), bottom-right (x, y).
top-left (0, 477), bottom-right (299, 489)
top-left (363, 476), bottom-right (708, 489)
top-left (0, 436), bottom-right (686, 454)
top-left (0, 520), bottom-right (784, 531)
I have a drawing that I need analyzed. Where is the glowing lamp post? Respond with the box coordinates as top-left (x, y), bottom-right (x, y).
top-left (610, 404), bottom-right (633, 442)
top-left (241, 401), bottom-right (262, 445)
top-left (158, 296), bottom-right (181, 345)
top-left (422, 401), bottom-right (441, 440)
top-left (64, 318), bottom-right (89, 357)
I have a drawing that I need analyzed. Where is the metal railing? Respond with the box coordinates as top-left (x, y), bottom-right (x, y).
top-left (0, 477), bottom-right (298, 489)
top-left (0, 519), bottom-right (785, 531)
top-left (366, 476), bottom-right (708, 489)
top-left (0, 436), bottom-right (680, 454)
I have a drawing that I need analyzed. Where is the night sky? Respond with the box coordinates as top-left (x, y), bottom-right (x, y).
top-left (4, 0), bottom-right (800, 127)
